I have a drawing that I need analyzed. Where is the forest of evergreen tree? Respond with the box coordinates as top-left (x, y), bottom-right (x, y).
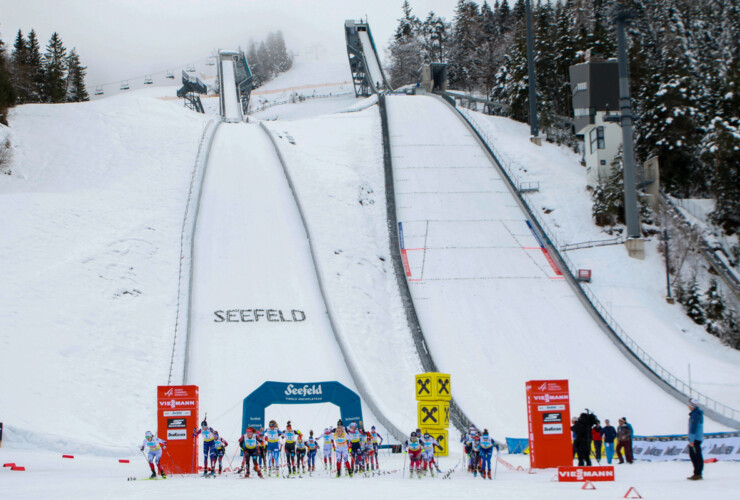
top-left (387, 0), bottom-right (739, 235)
top-left (246, 30), bottom-right (293, 88)
top-left (0, 28), bottom-right (88, 124)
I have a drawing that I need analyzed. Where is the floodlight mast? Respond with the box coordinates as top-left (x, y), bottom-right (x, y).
top-left (612, 7), bottom-right (641, 240)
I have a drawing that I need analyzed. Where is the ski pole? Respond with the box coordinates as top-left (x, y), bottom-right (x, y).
top-left (493, 448), bottom-right (499, 480)
top-left (402, 449), bottom-right (407, 478)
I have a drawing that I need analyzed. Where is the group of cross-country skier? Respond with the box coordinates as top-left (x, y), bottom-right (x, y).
top-left (141, 419), bottom-right (495, 480)
top-left (460, 425), bottom-right (499, 479)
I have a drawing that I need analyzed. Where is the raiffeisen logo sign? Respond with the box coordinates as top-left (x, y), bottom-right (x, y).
top-left (284, 384), bottom-right (323, 397)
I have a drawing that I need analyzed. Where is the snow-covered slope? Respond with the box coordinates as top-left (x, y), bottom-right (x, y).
top-left (188, 121), bottom-right (384, 437)
top-left (465, 112), bottom-right (740, 413)
top-left (385, 94), bottom-right (731, 437)
top-left (0, 93), bottom-right (210, 452)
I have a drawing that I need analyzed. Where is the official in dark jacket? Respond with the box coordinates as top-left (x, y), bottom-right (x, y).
top-left (572, 412), bottom-right (597, 466)
top-left (687, 399), bottom-right (704, 480)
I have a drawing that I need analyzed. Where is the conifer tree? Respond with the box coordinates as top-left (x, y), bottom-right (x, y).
top-left (478, 1), bottom-right (501, 91)
top-left (448, 0), bottom-right (482, 91)
top-left (246, 40), bottom-right (262, 88)
top-left (684, 276), bottom-right (706, 325)
top-left (11, 30), bottom-right (29, 103)
top-left (65, 48), bottom-right (88, 102)
top-left (704, 279), bottom-right (725, 336)
top-left (257, 41), bottom-right (271, 81)
top-left (0, 32), bottom-right (17, 124)
top-left (26, 30), bottom-right (44, 102)
top-left (388, 1), bottom-right (423, 88)
top-left (420, 11), bottom-right (449, 63)
top-left (43, 32), bottom-right (67, 103)
top-left (266, 31), bottom-right (292, 74)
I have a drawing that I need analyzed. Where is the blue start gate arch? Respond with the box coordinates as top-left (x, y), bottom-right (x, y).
top-left (242, 381), bottom-right (363, 432)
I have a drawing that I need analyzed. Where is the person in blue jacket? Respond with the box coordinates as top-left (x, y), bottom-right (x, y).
top-left (601, 419), bottom-right (617, 464)
top-left (687, 399), bottom-right (704, 480)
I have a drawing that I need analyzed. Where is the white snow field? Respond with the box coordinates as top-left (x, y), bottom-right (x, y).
top-left (0, 55), bottom-right (738, 498)
top-left (0, 94), bottom-right (210, 454)
top-left (187, 121), bottom-right (385, 437)
top-left (1, 448), bottom-right (739, 500)
top-left (465, 111), bottom-right (740, 412)
top-left (384, 94), bottom-right (731, 437)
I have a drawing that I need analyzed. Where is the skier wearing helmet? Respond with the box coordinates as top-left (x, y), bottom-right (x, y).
top-left (405, 432), bottom-right (424, 478)
top-left (192, 420), bottom-right (217, 477)
top-left (321, 427), bottom-right (334, 470)
top-left (238, 427), bottom-right (263, 478)
top-left (262, 420), bottom-right (282, 476)
top-left (140, 431), bottom-right (167, 479)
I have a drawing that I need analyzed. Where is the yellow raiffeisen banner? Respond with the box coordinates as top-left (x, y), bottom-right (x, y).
top-left (415, 373), bottom-right (451, 400)
top-left (417, 400), bottom-right (449, 429)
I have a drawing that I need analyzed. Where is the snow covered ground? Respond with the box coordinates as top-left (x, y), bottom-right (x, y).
top-left (0, 93), bottom-right (210, 453)
top-left (463, 111), bottom-right (740, 412)
top-left (384, 94), bottom-right (720, 438)
top-left (1, 49), bottom-right (738, 498)
top-left (1, 448), bottom-right (738, 500)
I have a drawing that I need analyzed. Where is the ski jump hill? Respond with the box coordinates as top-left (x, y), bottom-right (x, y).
top-left (1, 27), bottom-right (739, 470)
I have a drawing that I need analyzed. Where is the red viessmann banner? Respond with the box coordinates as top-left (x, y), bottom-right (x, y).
top-left (526, 379), bottom-right (572, 469)
top-left (157, 385), bottom-right (199, 474)
top-left (557, 466), bottom-right (615, 482)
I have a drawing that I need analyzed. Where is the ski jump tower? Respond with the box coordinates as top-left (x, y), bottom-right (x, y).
top-left (217, 50), bottom-right (254, 122)
top-left (344, 20), bottom-right (392, 97)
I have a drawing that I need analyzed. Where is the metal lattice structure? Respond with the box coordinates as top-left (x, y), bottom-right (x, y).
top-left (177, 71), bottom-right (207, 114)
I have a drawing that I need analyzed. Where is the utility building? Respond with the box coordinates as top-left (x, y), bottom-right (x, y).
top-left (569, 58), bottom-right (621, 187)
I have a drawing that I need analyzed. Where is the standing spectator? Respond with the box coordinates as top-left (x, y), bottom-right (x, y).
top-left (601, 419), bottom-right (617, 464)
top-left (616, 418), bottom-right (633, 464)
top-left (570, 417), bottom-right (578, 462)
top-left (591, 419), bottom-right (603, 464)
top-left (687, 399), bottom-right (704, 480)
top-left (572, 412), bottom-right (596, 466)
top-left (624, 417), bottom-right (635, 461)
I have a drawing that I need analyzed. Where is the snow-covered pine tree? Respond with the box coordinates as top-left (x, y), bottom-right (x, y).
top-left (704, 279), bottom-right (725, 336)
top-left (257, 41), bottom-right (271, 82)
top-left (448, 0), bottom-right (482, 91)
top-left (11, 30), bottom-right (29, 103)
top-left (43, 32), bottom-right (67, 103)
top-left (684, 276), bottom-right (706, 325)
top-left (490, 20), bottom-right (528, 121)
top-left (533, 1), bottom-right (559, 133)
top-left (64, 48), bottom-right (88, 102)
top-left (673, 278), bottom-right (687, 306)
top-left (246, 41), bottom-right (262, 88)
top-left (0, 31), bottom-right (16, 125)
top-left (420, 11), bottom-right (449, 64)
top-left (477, 2), bottom-right (501, 93)
top-left (266, 31), bottom-right (292, 74)
top-left (720, 309), bottom-right (739, 349)
top-left (388, 1), bottom-right (423, 88)
top-left (634, 1), bottom-right (704, 197)
top-left (591, 151), bottom-right (625, 228)
top-left (26, 30), bottom-right (44, 103)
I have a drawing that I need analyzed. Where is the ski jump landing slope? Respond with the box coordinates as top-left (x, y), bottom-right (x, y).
top-left (187, 123), bottom-right (378, 436)
top-left (219, 53), bottom-right (243, 122)
top-left (357, 30), bottom-right (386, 92)
top-left (385, 95), bottom-right (710, 437)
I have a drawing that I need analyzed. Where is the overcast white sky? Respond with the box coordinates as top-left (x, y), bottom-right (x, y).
top-left (1, 0), bottom-right (459, 89)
